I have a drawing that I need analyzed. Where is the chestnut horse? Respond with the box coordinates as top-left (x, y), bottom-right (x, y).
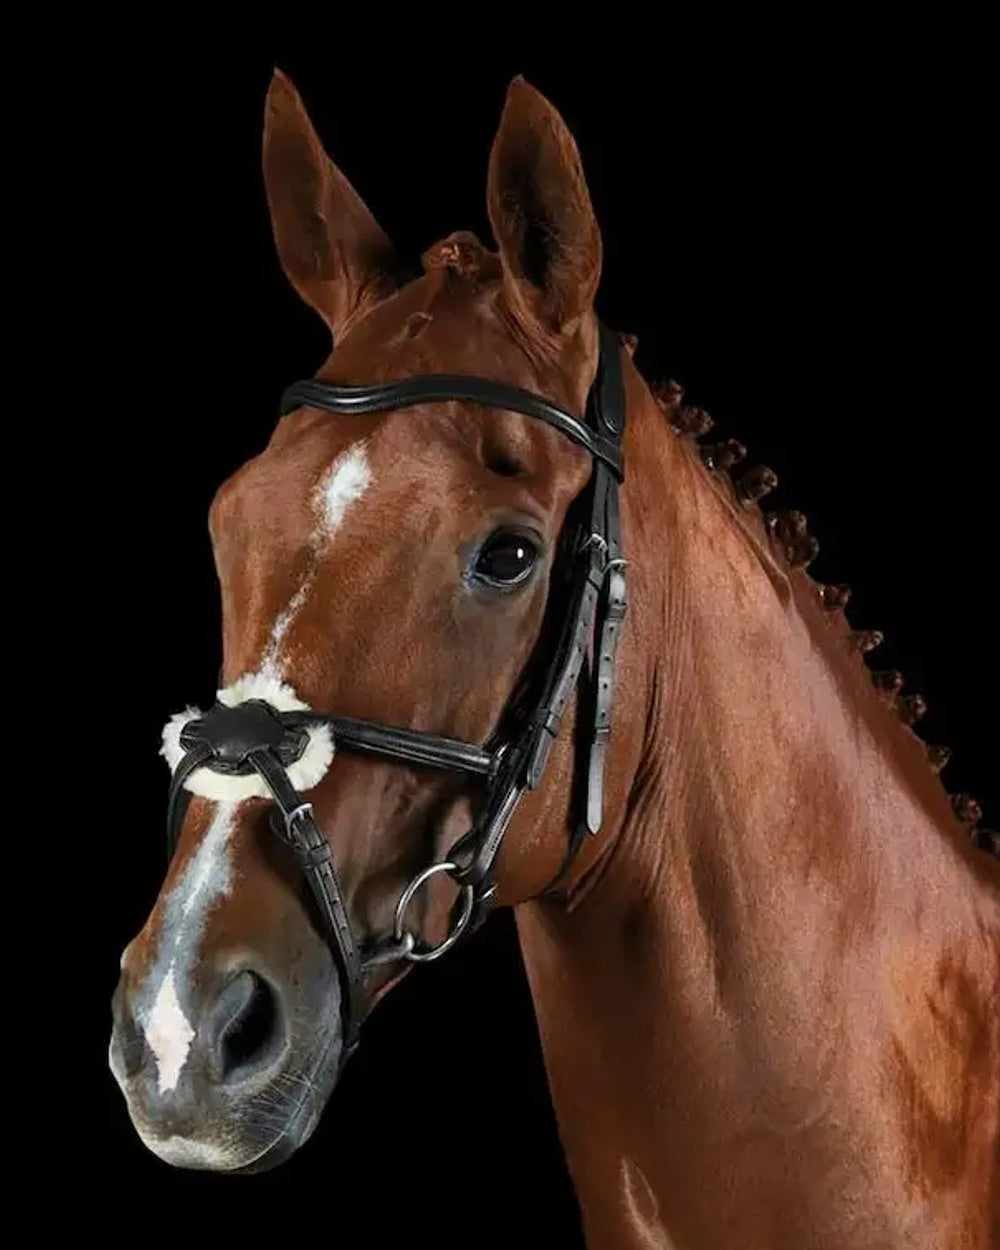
top-left (109, 72), bottom-right (999, 1248)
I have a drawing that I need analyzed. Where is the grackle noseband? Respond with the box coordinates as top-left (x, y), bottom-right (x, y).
top-left (164, 321), bottom-right (628, 1063)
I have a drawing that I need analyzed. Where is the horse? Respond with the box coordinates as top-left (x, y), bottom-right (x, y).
top-left (108, 70), bottom-right (1000, 1248)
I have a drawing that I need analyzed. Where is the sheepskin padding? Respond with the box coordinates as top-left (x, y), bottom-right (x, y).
top-left (160, 670), bottom-right (334, 801)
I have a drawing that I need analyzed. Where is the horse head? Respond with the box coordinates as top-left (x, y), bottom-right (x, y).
top-left (109, 71), bottom-right (622, 1172)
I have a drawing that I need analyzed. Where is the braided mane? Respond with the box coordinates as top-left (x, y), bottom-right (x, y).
top-left (620, 339), bottom-right (997, 862)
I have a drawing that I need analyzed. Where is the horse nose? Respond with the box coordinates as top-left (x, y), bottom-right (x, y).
top-left (204, 969), bottom-right (284, 1084)
top-left (110, 966), bottom-right (287, 1100)
top-left (110, 976), bottom-right (147, 1079)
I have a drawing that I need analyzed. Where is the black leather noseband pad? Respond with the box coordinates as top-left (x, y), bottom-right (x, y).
top-left (179, 700), bottom-right (308, 774)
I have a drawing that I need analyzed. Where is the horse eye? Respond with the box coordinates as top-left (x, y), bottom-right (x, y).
top-left (473, 531), bottom-right (539, 588)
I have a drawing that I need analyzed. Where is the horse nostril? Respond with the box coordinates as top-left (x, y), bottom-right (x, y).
top-left (110, 978), bottom-right (146, 1078)
top-left (208, 970), bottom-right (283, 1084)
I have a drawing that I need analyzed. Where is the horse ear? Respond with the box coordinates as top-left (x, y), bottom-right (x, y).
top-left (262, 68), bottom-right (398, 338)
top-left (486, 77), bottom-right (602, 339)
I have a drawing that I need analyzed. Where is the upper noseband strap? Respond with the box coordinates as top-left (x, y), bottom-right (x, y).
top-left (280, 712), bottom-right (496, 777)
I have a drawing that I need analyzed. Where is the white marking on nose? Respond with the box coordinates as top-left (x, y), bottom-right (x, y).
top-left (139, 801), bottom-right (238, 1093)
top-left (145, 970), bottom-right (194, 1094)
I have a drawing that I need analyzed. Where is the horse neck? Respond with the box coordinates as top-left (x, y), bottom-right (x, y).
top-left (514, 378), bottom-right (1000, 1249)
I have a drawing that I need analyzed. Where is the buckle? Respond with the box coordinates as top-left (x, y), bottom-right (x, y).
top-left (579, 532), bottom-right (609, 561)
top-left (579, 533), bottom-right (629, 580)
top-left (284, 801), bottom-right (314, 836)
top-left (268, 800), bottom-right (315, 849)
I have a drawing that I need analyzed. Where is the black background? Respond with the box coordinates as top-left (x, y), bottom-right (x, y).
top-left (66, 24), bottom-right (994, 1246)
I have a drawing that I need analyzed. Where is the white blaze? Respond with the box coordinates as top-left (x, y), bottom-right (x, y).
top-left (140, 801), bottom-right (238, 1093)
top-left (319, 444), bottom-right (372, 536)
top-left (265, 578), bottom-right (314, 667)
top-left (254, 443), bottom-right (371, 675)
top-left (144, 441), bottom-right (373, 1096)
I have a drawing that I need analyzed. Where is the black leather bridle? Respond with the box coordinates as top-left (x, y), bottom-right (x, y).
top-left (165, 321), bottom-right (628, 1062)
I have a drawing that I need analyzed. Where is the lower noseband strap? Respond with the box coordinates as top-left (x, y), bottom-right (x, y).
top-left (248, 748), bottom-right (365, 1056)
top-left (166, 706), bottom-right (367, 1055)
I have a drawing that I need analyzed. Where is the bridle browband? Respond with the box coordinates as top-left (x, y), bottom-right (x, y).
top-left (165, 321), bottom-right (628, 1062)
top-left (283, 374), bottom-right (624, 478)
